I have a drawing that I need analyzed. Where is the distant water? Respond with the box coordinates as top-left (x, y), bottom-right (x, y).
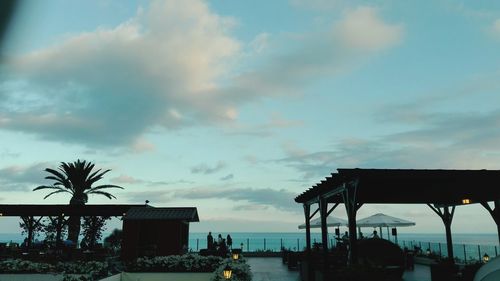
top-left (188, 232), bottom-right (499, 262)
top-left (3, 232), bottom-right (498, 262)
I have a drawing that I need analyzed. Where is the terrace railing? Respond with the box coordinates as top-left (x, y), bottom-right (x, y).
top-left (189, 237), bottom-right (499, 263)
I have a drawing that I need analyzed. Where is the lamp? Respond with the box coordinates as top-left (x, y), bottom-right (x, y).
top-left (426, 248), bottom-right (431, 256)
top-left (223, 265), bottom-right (232, 279)
top-left (232, 252), bottom-right (239, 260)
top-left (232, 249), bottom-right (241, 261)
top-left (462, 198), bottom-right (471, 204)
top-left (483, 253), bottom-right (490, 263)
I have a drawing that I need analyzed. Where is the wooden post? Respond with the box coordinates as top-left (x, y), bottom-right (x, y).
top-left (480, 201), bottom-right (500, 245)
top-left (343, 181), bottom-right (362, 264)
top-left (303, 204), bottom-right (311, 254)
top-left (428, 204), bottom-right (455, 261)
top-left (319, 197), bottom-right (329, 278)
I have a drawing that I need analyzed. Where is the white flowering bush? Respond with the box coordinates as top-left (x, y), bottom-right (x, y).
top-left (62, 274), bottom-right (93, 281)
top-left (0, 259), bottom-right (111, 280)
top-left (128, 254), bottom-right (223, 272)
top-left (0, 259), bottom-right (56, 273)
top-left (211, 259), bottom-right (252, 281)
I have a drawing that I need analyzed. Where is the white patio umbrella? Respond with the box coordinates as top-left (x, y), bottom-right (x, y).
top-left (356, 213), bottom-right (415, 240)
top-left (298, 216), bottom-right (348, 229)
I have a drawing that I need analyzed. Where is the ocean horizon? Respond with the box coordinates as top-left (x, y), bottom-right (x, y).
top-left (1, 232), bottom-right (497, 245)
top-left (2, 231), bottom-right (497, 260)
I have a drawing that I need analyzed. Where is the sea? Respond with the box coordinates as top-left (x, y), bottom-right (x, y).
top-left (2, 232), bottom-right (498, 262)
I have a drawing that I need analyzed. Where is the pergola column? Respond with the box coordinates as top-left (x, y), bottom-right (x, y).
top-left (481, 200), bottom-right (500, 245)
top-left (303, 204), bottom-right (311, 253)
top-left (319, 198), bottom-right (329, 253)
top-left (428, 204), bottom-right (455, 261)
top-left (342, 181), bottom-right (362, 264)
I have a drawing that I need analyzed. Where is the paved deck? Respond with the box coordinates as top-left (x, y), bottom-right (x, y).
top-left (246, 257), bottom-right (431, 281)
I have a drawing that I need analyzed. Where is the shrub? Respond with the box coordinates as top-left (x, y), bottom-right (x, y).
top-left (127, 254), bottom-right (223, 272)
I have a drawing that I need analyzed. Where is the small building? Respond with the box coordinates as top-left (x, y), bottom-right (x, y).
top-left (121, 207), bottom-right (199, 260)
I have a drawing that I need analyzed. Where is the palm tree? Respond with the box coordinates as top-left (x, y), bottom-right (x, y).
top-left (34, 160), bottom-right (123, 245)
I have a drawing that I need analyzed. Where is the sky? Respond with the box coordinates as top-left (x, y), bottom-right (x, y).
top-left (1, 0), bottom-right (500, 234)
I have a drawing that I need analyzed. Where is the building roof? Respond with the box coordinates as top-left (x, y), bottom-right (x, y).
top-left (124, 207), bottom-right (199, 222)
top-left (0, 204), bottom-right (146, 216)
top-left (295, 168), bottom-right (500, 205)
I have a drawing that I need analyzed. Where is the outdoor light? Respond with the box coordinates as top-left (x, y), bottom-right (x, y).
top-left (232, 249), bottom-right (241, 261)
top-left (61, 213), bottom-right (64, 217)
top-left (462, 198), bottom-right (471, 204)
top-left (232, 252), bottom-right (240, 260)
top-left (426, 248), bottom-right (431, 255)
top-left (223, 265), bottom-right (232, 280)
top-left (483, 253), bottom-right (490, 263)
top-left (0, 213), bottom-right (3, 216)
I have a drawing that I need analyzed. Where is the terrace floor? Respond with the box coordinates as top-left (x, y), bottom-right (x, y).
top-left (246, 257), bottom-right (431, 281)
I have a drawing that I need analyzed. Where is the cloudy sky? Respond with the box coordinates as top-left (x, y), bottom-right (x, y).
top-left (1, 0), bottom-right (500, 233)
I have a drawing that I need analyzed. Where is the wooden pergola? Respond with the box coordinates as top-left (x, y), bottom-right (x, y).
top-left (295, 169), bottom-right (500, 270)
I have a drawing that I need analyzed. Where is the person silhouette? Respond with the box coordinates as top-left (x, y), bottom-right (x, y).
top-left (226, 234), bottom-right (233, 249)
top-left (207, 231), bottom-right (214, 250)
top-left (372, 230), bottom-right (379, 238)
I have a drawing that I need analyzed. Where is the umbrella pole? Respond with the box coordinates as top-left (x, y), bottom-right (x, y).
top-left (387, 227), bottom-right (390, 241)
top-left (379, 226), bottom-right (383, 239)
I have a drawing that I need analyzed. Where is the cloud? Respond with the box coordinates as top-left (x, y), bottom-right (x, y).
top-left (335, 6), bottom-right (403, 51)
top-left (220, 174), bottom-right (234, 181)
top-left (0, 162), bottom-right (52, 191)
top-left (492, 19), bottom-right (500, 38)
top-left (224, 114), bottom-right (303, 137)
top-left (173, 187), bottom-right (300, 212)
top-left (0, 0), bottom-right (240, 147)
top-left (111, 174), bottom-right (193, 186)
top-left (191, 161), bottom-right (227, 174)
top-left (289, 0), bottom-right (346, 11)
top-left (0, 1), bottom-right (403, 148)
top-left (249, 33), bottom-right (270, 54)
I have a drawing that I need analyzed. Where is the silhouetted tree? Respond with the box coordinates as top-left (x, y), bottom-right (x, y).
top-left (19, 216), bottom-right (44, 248)
top-left (43, 215), bottom-right (68, 247)
top-left (104, 228), bottom-right (123, 253)
top-left (80, 216), bottom-right (111, 249)
top-left (33, 160), bottom-right (123, 245)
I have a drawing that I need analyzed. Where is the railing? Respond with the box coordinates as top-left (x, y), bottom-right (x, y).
top-left (189, 237), bottom-right (499, 263)
top-left (397, 240), bottom-right (499, 264)
top-left (189, 237), bottom-right (338, 252)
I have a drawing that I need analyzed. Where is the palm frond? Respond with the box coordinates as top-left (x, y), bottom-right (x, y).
top-left (88, 190), bottom-right (117, 200)
top-left (33, 185), bottom-right (65, 192)
top-left (86, 184), bottom-right (124, 193)
top-left (44, 168), bottom-right (66, 182)
top-left (43, 189), bottom-right (71, 199)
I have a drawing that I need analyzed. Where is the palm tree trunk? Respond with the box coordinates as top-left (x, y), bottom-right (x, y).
top-left (67, 198), bottom-right (85, 247)
top-left (67, 215), bottom-right (81, 246)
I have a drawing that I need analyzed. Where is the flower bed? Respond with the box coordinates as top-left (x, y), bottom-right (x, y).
top-left (211, 259), bottom-right (251, 281)
top-left (0, 259), bottom-right (112, 281)
top-left (126, 254), bottom-right (223, 272)
top-left (126, 254), bottom-right (252, 281)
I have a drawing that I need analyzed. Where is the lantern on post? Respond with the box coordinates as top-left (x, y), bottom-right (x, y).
top-left (232, 249), bottom-right (241, 261)
top-left (223, 265), bottom-right (232, 279)
top-left (462, 198), bottom-right (471, 204)
top-left (483, 253), bottom-right (490, 263)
